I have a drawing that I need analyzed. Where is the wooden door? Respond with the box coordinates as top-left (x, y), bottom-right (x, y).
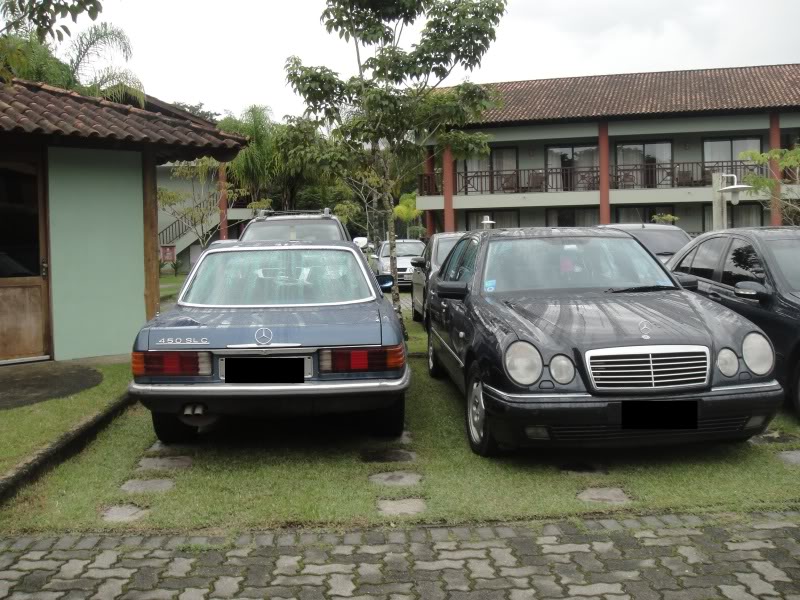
top-left (0, 151), bottom-right (50, 363)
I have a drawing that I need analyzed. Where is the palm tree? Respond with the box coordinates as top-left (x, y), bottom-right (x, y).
top-left (3, 21), bottom-right (144, 105)
top-left (394, 192), bottom-right (422, 238)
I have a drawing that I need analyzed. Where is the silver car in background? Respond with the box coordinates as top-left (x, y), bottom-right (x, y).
top-left (410, 232), bottom-right (464, 323)
top-left (371, 239), bottom-right (426, 287)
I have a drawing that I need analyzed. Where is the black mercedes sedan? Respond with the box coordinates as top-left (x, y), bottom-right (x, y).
top-left (426, 227), bottom-right (783, 456)
top-left (128, 241), bottom-right (409, 443)
top-left (667, 227), bottom-right (800, 414)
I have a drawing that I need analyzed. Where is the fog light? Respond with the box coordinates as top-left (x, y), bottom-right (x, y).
top-left (745, 415), bottom-right (766, 429)
top-left (525, 426), bottom-right (550, 440)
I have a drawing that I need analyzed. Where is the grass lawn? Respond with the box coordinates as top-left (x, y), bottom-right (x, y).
top-left (404, 308), bottom-right (426, 355)
top-left (2, 358), bottom-right (799, 534)
top-left (159, 274), bottom-right (187, 301)
top-left (0, 364), bottom-right (131, 476)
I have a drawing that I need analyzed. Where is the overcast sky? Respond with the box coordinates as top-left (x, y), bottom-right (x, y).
top-left (68, 0), bottom-right (800, 121)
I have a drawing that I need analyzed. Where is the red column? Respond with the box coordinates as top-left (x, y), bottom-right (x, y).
top-left (442, 145), bottom-right (455, 232)
top-left (425, 211), bottom-right (435, 237)
top-left (769, 112), bottom-right (782, 226)
top-left (218, 163), bottom-right (229, 240)
top-left (598, 121), bottom-right (611, 224)
top-left (424, 147), bottom-right (436, 236)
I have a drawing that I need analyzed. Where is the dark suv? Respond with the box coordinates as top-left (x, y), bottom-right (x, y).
top-left (240, 209), bottom-right (350, 242)
top-left (667, 227), bottom-right (800, 413)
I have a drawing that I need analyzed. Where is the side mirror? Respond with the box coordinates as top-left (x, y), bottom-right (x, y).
top-left (376, 274), bottom-right (394, 293)
top-left (353, 236), bottom-right (368, 249)
top-left (370, 254), bottom-right (379, 261)
top-left (735, 281), bottom-right (770, 300)
top-left (410, 257), bottom-right (425, 268)
top-left (437, 281), bottom-right (468, 300)
top-left (674, 272), bottom-right (699, 291)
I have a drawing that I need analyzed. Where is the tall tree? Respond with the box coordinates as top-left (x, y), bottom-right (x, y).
top-left (172, 101), bottom-right (221, 123)
top-left (286, 0), bottom-right (505, 311)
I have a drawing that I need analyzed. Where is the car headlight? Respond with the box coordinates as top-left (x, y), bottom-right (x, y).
top-left (549, 354), bottom-right (575, 384)
top-left (504, 342), bottom-right (542, 386)
top-left (742, 332), bottom-right (774, 376)
top-left (716, 348), bottom-right (739, 377)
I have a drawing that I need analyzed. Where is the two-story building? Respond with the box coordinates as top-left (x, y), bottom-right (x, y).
top-left (418, 64), bottom-right (800, 234)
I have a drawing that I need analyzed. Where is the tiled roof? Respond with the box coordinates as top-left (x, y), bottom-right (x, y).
top-left (473, 64), bottom-right (800, 126)
top-left (0, 79), bottom-right (246, 161)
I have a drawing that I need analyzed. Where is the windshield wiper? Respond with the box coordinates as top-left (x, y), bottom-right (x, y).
top-left (655, 251), bottom-right (675, 256)
top-left (606, 285), bottom-right (676, 294)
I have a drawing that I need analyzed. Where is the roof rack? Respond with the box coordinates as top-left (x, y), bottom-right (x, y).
top-left (256, 208), bottom-right (333, 220)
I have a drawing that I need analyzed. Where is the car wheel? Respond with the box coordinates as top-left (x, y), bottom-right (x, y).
top-left (427, 331), bottom-right (443, 378)
top-left (371, 394), bottom-right (405, 438)
top-left (151, 412), bottom-right (198, 444)
top-left (465, 363), bottom-right (500, 457)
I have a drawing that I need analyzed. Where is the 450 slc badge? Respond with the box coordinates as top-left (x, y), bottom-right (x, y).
top-left (157, 337), bottom-right (210, 345)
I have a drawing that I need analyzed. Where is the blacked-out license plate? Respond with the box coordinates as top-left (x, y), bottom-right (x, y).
top-left (621, 400), bottom-right (698, 429)
top-left (221, 357), bottom-right (311, 383)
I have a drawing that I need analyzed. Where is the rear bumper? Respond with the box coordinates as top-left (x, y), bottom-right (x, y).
top-left (129, 366), bottom-right (410, 416)
top-left (482, 380), bottom-right (784, 448)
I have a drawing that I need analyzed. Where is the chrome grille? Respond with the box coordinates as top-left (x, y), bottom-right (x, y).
top-left (586, 345), bottom-right (709, 391)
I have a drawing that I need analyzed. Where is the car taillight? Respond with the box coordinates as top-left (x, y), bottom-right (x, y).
top-left (131, 352), bottom-right (212, 377)
top-left (319, 345), bottom-right (405, 373)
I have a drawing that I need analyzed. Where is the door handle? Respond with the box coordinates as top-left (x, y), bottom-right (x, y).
top-left (441, 300), bottom-right (448, 309)
top-left (708, 291), bottom-right (722, 300)
top-left (41, 258), bottom-right (49, 280)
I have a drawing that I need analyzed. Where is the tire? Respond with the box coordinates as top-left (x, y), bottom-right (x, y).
top-left (792, 366), bottom-right (800, 416)
top-left (151, 412), bottom-right (198, 444)
top-left (371, 395), bottom-right (405, 438)
top-left (427, 331), bottom-right (443, 378)
top-left (465, 363), bottom-right (500, 457)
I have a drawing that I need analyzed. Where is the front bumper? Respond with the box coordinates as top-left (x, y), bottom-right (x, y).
top-left (129, 366), bottom-right (410, 416)
top-left (482, 380), bottom-right (784, 448)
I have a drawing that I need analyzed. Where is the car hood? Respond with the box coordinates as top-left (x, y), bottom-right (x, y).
top-left (483, 290), bottom-right (752, 353)
top-left (146, 303), bottom-right (383, 349)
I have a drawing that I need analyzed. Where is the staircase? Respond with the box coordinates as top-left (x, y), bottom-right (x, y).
top-left (158, 201), bottom-right (255, 255)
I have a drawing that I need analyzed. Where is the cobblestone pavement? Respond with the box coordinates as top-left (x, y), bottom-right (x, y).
top-left (2, 512), bottom-right (799, 599)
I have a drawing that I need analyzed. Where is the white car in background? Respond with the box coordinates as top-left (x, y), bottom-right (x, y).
top-left (371, 239), bottom-right (426, 287)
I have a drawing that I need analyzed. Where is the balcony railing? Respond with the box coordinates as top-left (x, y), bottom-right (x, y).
top-left (418, 161), bottom-right (770, 196)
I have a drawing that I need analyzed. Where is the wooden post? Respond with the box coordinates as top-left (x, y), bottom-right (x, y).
top-left (142, 151), bottom-right (159, 320)
top-left (218, 163), bottom-right (229, 240)
top-left (442, 145), bottom-right (455, 232)
top-left (769, 112), bottom-right (782, 226)
top-left (598, 121), bottom-right (611, 224)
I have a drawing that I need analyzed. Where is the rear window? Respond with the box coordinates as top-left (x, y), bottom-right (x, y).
top-left (626, 228), bottom-right (691, 257)
top-left (181, 248), bottom-right (373, 306)
top-left (241, 220), bottom-right (343, 241)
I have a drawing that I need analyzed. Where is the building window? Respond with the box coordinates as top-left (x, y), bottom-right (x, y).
top-left (729, 203), bottom-right (764, 228)
top-left (546, 145), bottom-right (598, 191)
top-left (615, 205), bottom-right (674, 225)
top-left (466, 210), bottom-right (520, 230)
top-left (546, 208), bottom-right (599, 227)
top-left (703, 138), bottom-right (761, 163)
top-left (615, 142), bottom-right (672, 188)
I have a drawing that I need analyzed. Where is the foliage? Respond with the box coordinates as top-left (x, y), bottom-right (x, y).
top-left (394, 192), bottom-right (422, 237)
top-left (172, 101), bottom-right (220, 123)
top-left (158, 158), bottom-right (242, 249)
top-left (158, 258), bottom-right (167, 274)
top-left (2, 21), bottom-right (143, 105)
top-left (285, 0), bottom-right (505, 310)
top-left (741, 147), bottom-right (800, 225)
top-left (169, 259), bottom-right (181, 277)
top-left (1, 0), bottom-right (102, 41)
top-left (218, 105), bottom-right (275, 208)
top-left (651, 213), bottom-right (680, 225)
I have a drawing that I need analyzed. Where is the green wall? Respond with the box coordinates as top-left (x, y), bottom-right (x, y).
top-left (48, 147), bottom-right (145, 360)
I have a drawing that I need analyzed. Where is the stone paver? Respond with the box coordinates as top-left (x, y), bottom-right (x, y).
top-left (577, 487), bottom-right (632, 505)
top-left (121, 480), bottom-right (175, 494)
top-left (368, 472), bottom-right (422, 487)
top-left (377, 498), bottom-right (426, 516)
top-left (1, 512), bottom-right (800, 599)
top-left (100, 505), bottom-right (150, 523)
top-left (778, 450), bottom-right (800, 466)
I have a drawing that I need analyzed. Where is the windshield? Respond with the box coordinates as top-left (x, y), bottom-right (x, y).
top-left (626, 228), bottom-right (691, 256)
top-left (381, 241), bottom-right (425, 258)
top-left (181, 249), bottom-right (373, 306)
top-left (765, 238), bottom-right (800, 291)
top-left (241, 220), bottom-right (342, 242)
top-left (483, 236), bottom-right (675, 294)
top-left (434, 238), bottom-right (459, 265)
